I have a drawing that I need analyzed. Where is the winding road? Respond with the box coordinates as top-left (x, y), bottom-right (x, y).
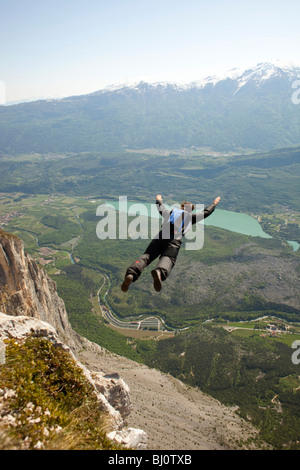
top-left (97, 273), bottom-right (163, 331)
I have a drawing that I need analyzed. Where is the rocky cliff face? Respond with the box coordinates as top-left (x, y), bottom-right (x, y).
top-left (0, 230), bottom-right (147, 449)
top-left (0, 230), bottom-right (76, 348)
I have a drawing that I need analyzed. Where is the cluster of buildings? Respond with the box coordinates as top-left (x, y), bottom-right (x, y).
top-left (0, 210), bottom-right (23, 230)
top-left (224, 320), bottom-right (292, 338)
top-left (260, 322), bottom-right (290, 338)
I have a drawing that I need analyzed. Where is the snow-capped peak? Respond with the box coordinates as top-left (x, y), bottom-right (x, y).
top-left (189, 60), bottom-right (300, 93)
top-left (98, 80), bottom-right (186, 94)
top-left (93, 60), bottom-right (300, 96)
top-left (233, 60), bottom-right (300, 93)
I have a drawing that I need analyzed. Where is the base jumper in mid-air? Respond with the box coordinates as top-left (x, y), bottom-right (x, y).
top-left (121, 194), bottom-right (221, 293)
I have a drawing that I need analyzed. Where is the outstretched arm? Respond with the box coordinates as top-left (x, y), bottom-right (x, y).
top-left (155, 194), bottom-right (170, 218)
top-left (192, 196), bottom-right (221, 224)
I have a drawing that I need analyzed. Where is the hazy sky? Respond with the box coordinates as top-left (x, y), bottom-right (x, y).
top-left (1, 0), bottom-right (300, 103)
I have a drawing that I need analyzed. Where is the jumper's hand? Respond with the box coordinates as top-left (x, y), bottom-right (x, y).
top-left (156, 194), bottom-right (163, 203)
top-left (214, 196), bottom-right (221, 205)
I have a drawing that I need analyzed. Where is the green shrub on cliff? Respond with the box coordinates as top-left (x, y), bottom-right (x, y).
top-left (0, 336), bottom-right (123, 450)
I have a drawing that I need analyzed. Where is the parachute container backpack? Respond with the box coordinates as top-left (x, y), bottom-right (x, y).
top-left (168, 207), bottom-right (192, 236)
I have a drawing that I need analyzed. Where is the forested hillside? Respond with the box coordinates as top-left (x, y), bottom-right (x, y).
top-left (136, 323), bottom-right (300, 449)
top-left (1, 63), bottom-right (300, 153)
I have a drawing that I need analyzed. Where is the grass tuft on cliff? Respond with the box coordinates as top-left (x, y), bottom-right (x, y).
top-left (0, 335), bottom-right (124, 450)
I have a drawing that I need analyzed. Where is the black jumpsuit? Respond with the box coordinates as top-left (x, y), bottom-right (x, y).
top-left (125, 199), bottom-right (216, 283)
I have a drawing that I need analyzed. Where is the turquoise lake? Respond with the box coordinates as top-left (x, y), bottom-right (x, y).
top-left (104, 200), bottom-right (299, 251)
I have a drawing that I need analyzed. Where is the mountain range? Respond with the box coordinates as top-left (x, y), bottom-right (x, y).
top-left (1, 61), bottom-right (300, 154)
top-left (1, 61), bottom-right (300, 450)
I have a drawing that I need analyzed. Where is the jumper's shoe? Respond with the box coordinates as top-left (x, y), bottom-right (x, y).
top-left (151, 269), bottom-right (162, 292)
top-left (121, 274), bottom-right (133, 292)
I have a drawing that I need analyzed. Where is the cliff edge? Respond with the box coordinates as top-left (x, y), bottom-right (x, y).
top-left (0, 229), bottom-right (147, 450)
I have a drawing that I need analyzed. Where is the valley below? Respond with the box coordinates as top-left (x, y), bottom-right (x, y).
top-left (78, 344), bottom-right (262, 450)
top-left (0, 143), bottom-right (300, 449)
